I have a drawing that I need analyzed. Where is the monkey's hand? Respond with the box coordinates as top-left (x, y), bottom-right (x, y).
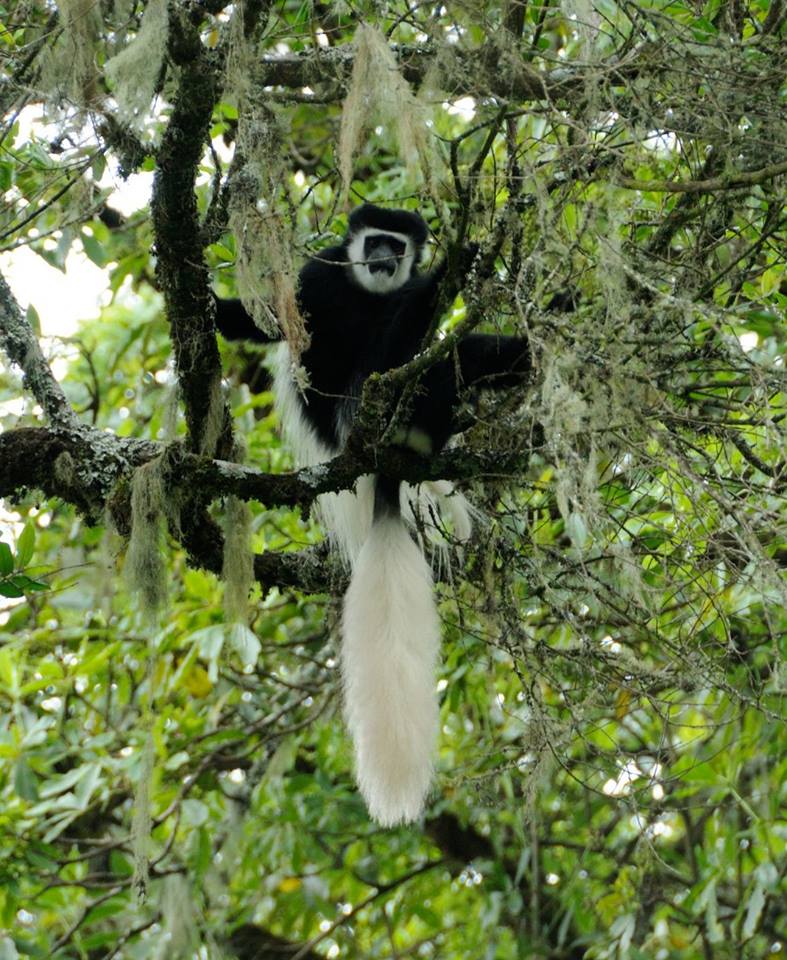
top-left (214, 296), bottom-right (281, 344)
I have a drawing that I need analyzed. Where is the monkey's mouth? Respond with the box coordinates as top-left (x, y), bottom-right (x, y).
top-left (368, 261), bottom-right (396, 276)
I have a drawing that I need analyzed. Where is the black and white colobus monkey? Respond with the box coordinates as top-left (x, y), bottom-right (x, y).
top-left (215, 203), bottom-right (529, 825)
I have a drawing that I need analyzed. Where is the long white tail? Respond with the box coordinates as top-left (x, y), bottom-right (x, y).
top-left (341, 506), bottom-right (441, 826)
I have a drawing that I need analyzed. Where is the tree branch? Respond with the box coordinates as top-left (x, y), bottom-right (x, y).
top-left (0, 427), bottom-right (158, 518)
top-left (616, 158), bottom-right (787, 194)
top-left (255, 42), bottom-right (650, 104)
top-left (166, 440), bottom-right (526, 508)
top-left (151, 9), bottom-right (231, 455)
top-left (227, 924), bottom-right (325, 960)
top-left (0, 269), bottom-right (80, 430)
top-left (0, 416), bottom-right (527, 593)
top-left (425, 812), bottom-right (585, 959)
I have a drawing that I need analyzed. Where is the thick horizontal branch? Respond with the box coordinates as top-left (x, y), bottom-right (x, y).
top-left (1, 422), bottom-right (527, 594)
top-left (0, 425), bottom-right (338, 593)
top-left (256, 42), bottom-right (649, 104)
top-left (1, 412), bottom-right (528, 521)
top-left (167, 438), bottom-right (528, 508)
top-left (0, 427), bottom-right (159, 518)
top-left (617, 158), bottom-right (787, 194)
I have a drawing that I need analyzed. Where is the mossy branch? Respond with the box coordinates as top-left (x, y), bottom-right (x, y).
top-left (254, 42), bottom-right (649, 104)
top-left (0, 269), bottom-right (81, 430)
top-left (617, 158), bottom-right (787, 194)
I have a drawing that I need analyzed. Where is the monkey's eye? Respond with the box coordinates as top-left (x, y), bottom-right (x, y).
top-left (364, 235), bottom-right (407, 257)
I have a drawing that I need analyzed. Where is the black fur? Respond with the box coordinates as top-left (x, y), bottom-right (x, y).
top-left (214, 204), bottom-right (529, 464)
top-left (348, 203), bottom-right (429, 246)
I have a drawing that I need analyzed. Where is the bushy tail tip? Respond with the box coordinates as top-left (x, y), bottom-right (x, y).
top-left (341, 512), bottom-right (441, 826)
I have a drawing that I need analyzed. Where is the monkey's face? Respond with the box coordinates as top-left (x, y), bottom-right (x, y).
top-left (364, 234), bottom-right (406, 275)
top-left (347, 227), bottom-right (417, 294)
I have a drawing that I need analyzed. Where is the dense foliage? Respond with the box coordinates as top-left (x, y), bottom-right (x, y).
top-left (0, 1), bottom-right (785, 958)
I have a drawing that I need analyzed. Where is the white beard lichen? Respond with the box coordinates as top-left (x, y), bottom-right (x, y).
top-left (131, 728), bottom-right (154, 903)
top-left (222, 487), bottom-right (254, 627)
top-left (42, 0), bottom-right (102, 106)
top-left (338, 24), bottom-right (434, 198)
top-left (104, 0), bottom-right (169, 131)
top-left (225, 5), bottom-right (309, 358)
top-left (125, 458), bottom-right (168, 616)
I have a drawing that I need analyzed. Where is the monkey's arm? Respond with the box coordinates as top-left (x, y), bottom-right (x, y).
top-left (406, 334), bottom-right (530, 453)
top-left (455, 334), bottom-right (530, 388)
top-left (213, 297), bottom-right (282, 344)
top-left (405, 243), bottom-right (480, 316)
top-left (386, 245), bottom-right (481, 364)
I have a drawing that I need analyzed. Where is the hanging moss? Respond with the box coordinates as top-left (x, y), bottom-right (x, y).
top-left (223, 494), bottom-right (254, 625)
top-left (223, 489), bottom-right (254, 626)
top-left (338, 24), bottom-right (434, 198)
top-left (520, 194), bottom-right (659, 552)
top-left (125, 459), bottom-right (168, 616)
top-left (123, 459), bottom-right (172, 905)
top-left (160, 875), bottom-right (199, 954)
top-left (131, 729), bottom-right (154, 904)
top-left (217, 430), bottom-right (255, 647)
top-left (42, 0), bottom-right (102, 105)
top-left (225, 3), bottom-right (309, 359)
top-left (104, 0), bottom-right (169, 131)
top-left (199, 376), bottom-right (228, 459)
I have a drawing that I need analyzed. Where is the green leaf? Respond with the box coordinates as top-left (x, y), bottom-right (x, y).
top-left (14, 757), bottom-right (39, 801)
top-left (78, 642), bottom-right (119, 677)
top-left (170, 641), bottom-right (201, 692)
top-left (85, 896), bottom-right (127, 922)
top-left (16, 522), bottom-right (35, 568)
top-left (742, 883), bottom-right (766, 939)
top-left (42, 810), bottom-right (82, 843)
top-left (412, 903), bottom-right (441, 927)
top-left (182, 798), bottom-right (209, 827)
top-left (0, 542), bottom-right (12, 575)
top-left (192, 826), bottom-right (212, 875)
top-left (25, 303), bottom-right (41, 335)
top-left (0, 160), bottom-right (12, 191)
top-left (191, 624), bottom-right (225, 682)
top-left (208, 242), bottom-right (236, 263)
top-left (565, 512), bottom-right (589, 549)
top-left (0, 648), bottom-right (16, 693)
top-left (0, 581), bottom-right (24, 598)
top-left (81, 230), bottom-right (107, 267)
top-left (38, 766), bottom-right (87, 798)
top-left (74, 763), bottom-right (102, 808)
top-left (8, 575), bottom-right (48, 593)
top-left (91, 153), bottom-right (106, 182)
